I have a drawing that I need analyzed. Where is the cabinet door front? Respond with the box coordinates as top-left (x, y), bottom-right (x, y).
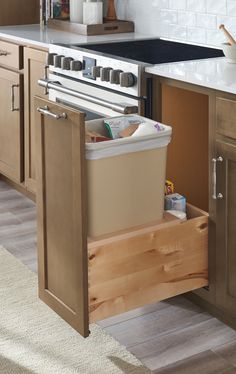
top-left (35, 96), bottom-right (89, 337)
top-left (216, 139), bottom-right (236, 314)
top-left (24, 47), bottom-right (48, 194)
top-left (0, 68), bottom-right (23, 182)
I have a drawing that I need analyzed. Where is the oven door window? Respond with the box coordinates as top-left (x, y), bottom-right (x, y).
top-left (56, 98), bottom-right (104, 120)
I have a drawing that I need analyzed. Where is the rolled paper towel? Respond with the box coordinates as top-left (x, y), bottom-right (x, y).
top-left (132, 122), bottom-right (164, 137)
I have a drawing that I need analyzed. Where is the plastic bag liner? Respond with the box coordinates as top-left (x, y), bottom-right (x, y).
top-left (85, 117), bottom-right (172, 161)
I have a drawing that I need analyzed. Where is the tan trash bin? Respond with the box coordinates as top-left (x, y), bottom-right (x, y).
top-left (86, 116), bottom-right (172, 237)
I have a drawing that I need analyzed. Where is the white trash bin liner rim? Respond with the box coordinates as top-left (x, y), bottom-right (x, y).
top-left (86, 117), bottom-right (172, 161)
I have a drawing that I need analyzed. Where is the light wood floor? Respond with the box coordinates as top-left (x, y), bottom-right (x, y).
top-left (1, 179), bottom-right (236, 374)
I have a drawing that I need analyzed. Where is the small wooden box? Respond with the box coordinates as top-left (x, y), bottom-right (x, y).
top-left (47, 18), bottom-right (134, 36)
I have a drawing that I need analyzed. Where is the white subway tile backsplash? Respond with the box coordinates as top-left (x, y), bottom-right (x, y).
top-left (178, 11), bottom-right (196, 27)
top-left (168, 24), bottom-right (187, 40)
top-left (206, 29), bottom-right (226, 46)
top-left (113, 0), bottom-right (236, 46)
top-left (169, 0), bottom-right (186, 10)
top-left (187, 27), bottom-right (206, 44)
top-left (196, 13), bottom-right (217, 29)
top-left (227, 1), bottom-right (236, 16)
top-left (186, 0), bottom-right (206, 13)
top-left (151, 0), bottom-right (169, 9)
top-left (158, 9), bottom-right (178, 24)
top-left (206, 0), bottom-right (227, 15)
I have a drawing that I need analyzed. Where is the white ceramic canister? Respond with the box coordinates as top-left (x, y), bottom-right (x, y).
top-left (70, 0), bottom-right (84, 23)
top-left (83, 0), bottom-right (103, 25)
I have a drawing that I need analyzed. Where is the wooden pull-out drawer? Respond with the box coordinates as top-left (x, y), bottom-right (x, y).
top-left (88, 204), bottom-right (208, 322)
top-left (35, 97), bottom-right (209, 337)
top-left (0, 40), bottom-right (23, 70)
top-left (216, 97), bottom-right (236, 140)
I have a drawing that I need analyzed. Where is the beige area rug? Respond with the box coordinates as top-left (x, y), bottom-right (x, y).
top-left (0, 246), bottom-right (152, 374)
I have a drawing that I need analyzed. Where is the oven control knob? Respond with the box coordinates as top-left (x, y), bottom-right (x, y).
top-left (110, 69), bottom-right (123, 84)
top-left (91, 66), bottom-right (102, 78)
top-left (120, 72), bottom-right (136, 87)
top-left (54, 55), bottom-right (64, 68)
top-left (62, 57), bottom-right (74, 70)
top-left (101, 67), bottom-right (113, 82)
top-left (47, 53), bottom-right (57, 66)
top-left (70, 60), bottom-right (83, 71)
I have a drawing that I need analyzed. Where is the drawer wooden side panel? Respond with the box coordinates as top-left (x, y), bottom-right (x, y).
top-left (88, 206), bottom-right (208, 323)
top-left (0, 41), bottom-right (23, 70)
top-left (216, 97), bottom-right (236, 139)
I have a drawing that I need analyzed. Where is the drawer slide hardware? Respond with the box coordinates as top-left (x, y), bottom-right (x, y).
top-left (212, 156), bottom-right (224, 200)
top-left (11, 84), bottom-right (19, 112)
top-left (37, 105), bottom-right (67, 120)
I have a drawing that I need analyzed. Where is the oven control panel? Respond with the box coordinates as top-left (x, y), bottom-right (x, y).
top-left (47, 46), bottom-right (141, 96)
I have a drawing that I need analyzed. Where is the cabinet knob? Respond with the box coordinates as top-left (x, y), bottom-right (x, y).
top-left (120, 72), bottom-right (136, 87)
top-left (62, 57), bottom-right (74, 70)
top-left (110, 69), bottom-right (123, 84)
top-left (54, 55), bottom-right (64, 68)
top-left (101, 67), bottom-right (113, 82)
top-left (70, 60), bottom-right (83, 71)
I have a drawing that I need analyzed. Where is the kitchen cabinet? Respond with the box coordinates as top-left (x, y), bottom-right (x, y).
top-left (24, 47), bottom-right (48, 194)
top-left (0, 67), bottom-right (23, 183)
top-left (152, 77), bottom-right (236, 328)
top-left (0, 0), bottom-right (39, 26)
top-left (0, 40), bottom-right (23, 70)
top-left (215, 95), bottom-right (236, 316)
top-left (35, 96), bottom-right (208, 337)
top-left (215, 137), bottom-right (236, 315)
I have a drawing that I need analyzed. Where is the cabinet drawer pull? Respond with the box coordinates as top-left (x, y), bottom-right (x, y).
top-left (11, 84), bottom-right (19, 112)
top-left (37, 105), bottom-right (67, 120)
top-left (212, 156), bottom-right (224, 200)
top-left (0, 50), bottom-right (10, 56)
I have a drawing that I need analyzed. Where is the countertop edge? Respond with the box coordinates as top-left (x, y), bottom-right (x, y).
top-left (145, 58), bottom-right (236, 96)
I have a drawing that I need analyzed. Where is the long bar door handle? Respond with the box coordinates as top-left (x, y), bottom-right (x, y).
top-left (212, 156), bottom-right (224, 200)
top-left (38, 78), bottom-right (139, 115)
top-left (37, 105), bottom-right (67, 120)
top-left (11, 84), bottom-right (19, 112)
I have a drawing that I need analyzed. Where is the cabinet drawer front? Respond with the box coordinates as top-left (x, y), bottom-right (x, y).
top-left (216, 97), bottom-right (236, 139)
top-left (88, 204), bottom-right (208, 323)
top-left (0, 41), bottom-right (23, 70)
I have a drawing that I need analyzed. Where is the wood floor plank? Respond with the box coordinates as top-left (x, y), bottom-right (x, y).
top-left (131, 318), bottom-right (236, 371)
top-left (98, 296), bottom-right (202, 328)
top-left (101, 298), bottom-right (212, 347)
top-left (223, 368), bottom-right (236, 374)
top-left (1, 180), bottom-right (236, 373)
top-left (0, 181), bottom-right (37, 273)
top-left (213, 341), bottom-right (236, 367)
top-left (153, 350), bottom-right (235, 374)
top-left (98, 301), bottom-right (169, 328)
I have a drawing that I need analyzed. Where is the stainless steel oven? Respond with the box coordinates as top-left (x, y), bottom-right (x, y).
top-left (40, 43), bottom-right (149, 120)
top-left (41, 73), bottom-right (142, 120)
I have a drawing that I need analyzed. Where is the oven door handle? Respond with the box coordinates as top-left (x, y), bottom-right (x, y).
top-left (38, 78), bottom-right (138, 115)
